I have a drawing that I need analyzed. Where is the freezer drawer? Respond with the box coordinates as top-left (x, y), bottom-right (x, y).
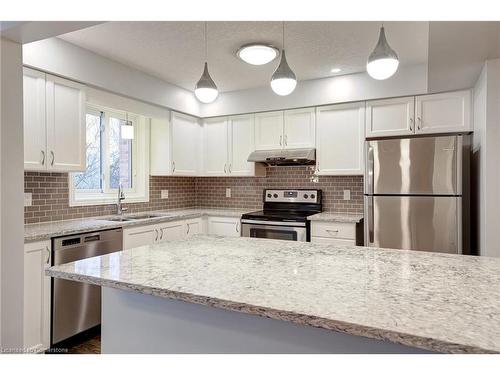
top-left (364, 196), bottom-right (461, 253)
top-left (365, 135), bottom-right (461, 195)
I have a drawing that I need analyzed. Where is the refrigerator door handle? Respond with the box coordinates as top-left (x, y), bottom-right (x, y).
top-left (365, 143), bottom-right (374, 194)
top-left (366, 196), bottom-right (374, 246)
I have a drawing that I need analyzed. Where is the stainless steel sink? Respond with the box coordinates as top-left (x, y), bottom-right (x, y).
top-left (103, 213), bottom-right (173, 222)
top-left (104, 217), bottom-right (134, 222)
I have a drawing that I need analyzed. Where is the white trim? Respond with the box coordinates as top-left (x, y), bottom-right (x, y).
top-left (69, 105), bottom-right (150, 207)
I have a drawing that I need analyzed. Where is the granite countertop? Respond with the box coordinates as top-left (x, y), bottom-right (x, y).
top-left (24, 208), bottom-right (246, 242)
top-left (307, 212), bottom-right (364, 223)
top-left (46, 235), bottom-right (500, 354)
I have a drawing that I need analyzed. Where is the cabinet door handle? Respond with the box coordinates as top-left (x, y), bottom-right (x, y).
top-left (417, 116), bottom-right (422, 130)
top-left (186, 223), bottom-right (190, 235)
top-left (228, 164), bottom-right (232, 173)
top-left (155, 229), bottom-right (158, 242)
top-left (224, 163), bottom-right (227, 174)
top-left (45, 246), bottom-right (50, 265)
top-left (160, 228), bottom-right (164, 241)
top-left (41, 150), bottom-right (45, 165)
top-left (50, 151), bottom-right (55, 166)
top-left (409, 118), bottom-right (414, 132)
top-left (279, 135), bottom-right (282, 146)
top-left (326, 229), bottom-right (339, 236)
top-left (236, 222), bottom-right (240, 233)
top-left (172, 161), bottom-right (176, 173)
top-left (284, 135), bottom-right (287, 146)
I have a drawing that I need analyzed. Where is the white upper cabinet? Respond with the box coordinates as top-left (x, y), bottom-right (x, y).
top-left (203, 114), bottom-right (264, 177)
top-left (150, 117), bottom-right (171, 176)
top-left (255, 111), bottom-right (284, 150)
top-left (24, 68), bottom-right (47, 171)
top-left (171, 112), bottom-right (201, 176)
top-left (415, 90), bottom-right (472, 134)
top-left (46, 74), bottom-right (86, 171)
top-left (283, 108), bottom-right (316, 149)
top-left (228, 114), bottom-right (260, 176)
top-left (204, 117), bottom-right (229, 176)
top-left (316, 103), bottom-right (365, 175)
top-left (365, 96), bottom-right (415, 138)
top-left (23, 69), bottom-right (86, 172)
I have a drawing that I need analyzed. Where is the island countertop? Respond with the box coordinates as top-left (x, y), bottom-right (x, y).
top-left (46, 235), bottom-right (500, 354)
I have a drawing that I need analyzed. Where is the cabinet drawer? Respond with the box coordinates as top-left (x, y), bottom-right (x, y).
top-left (311, 222), bottom-right (356, 240)
top-left (311, 237), bottom-right (356, 246)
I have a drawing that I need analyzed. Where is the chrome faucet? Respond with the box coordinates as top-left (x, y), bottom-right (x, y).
top-left (117, 184), bottom-right (128, 216)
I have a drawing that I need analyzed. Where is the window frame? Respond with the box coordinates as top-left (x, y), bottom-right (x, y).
top-left (69, 103), bottom-right (150, 207)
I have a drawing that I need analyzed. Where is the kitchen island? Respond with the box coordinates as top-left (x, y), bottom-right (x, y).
top-left (46, 236), bottom-right (500, 354)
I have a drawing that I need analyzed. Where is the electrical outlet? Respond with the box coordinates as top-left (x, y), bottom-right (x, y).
top-left (24, 192), bottom-right (32, 207)
top-left (160, 190), bottom-right (169, 199)
top-left (343, 189), bottom-right (351, 201)
top-left (225, 188), bottom-right (231, 198)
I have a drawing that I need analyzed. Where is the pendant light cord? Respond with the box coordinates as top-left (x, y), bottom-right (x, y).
top-left (282, 21), bottom-right (285, 50)
top-left (204, 21), bottom-right (208, 62)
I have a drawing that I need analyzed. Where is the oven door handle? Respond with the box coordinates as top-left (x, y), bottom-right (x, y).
top-left (241, 219), bottom-right (306, 227)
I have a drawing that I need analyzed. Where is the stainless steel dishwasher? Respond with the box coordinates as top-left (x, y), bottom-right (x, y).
top-left (51, 228), bottom-right (123, 345)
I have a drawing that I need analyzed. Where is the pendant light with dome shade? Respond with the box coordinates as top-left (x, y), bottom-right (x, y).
top-left (270, 22), bottom-right (297, 96)
top-left (366, 24), bottom-right (399, 80)
top-left (121, 112), bottom-right (134, 140)
top-left (195, 22), bottom-right (219, 103)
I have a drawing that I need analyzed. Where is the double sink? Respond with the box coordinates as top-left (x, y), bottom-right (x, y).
top-left (102, 212), bottom-right (174, 222)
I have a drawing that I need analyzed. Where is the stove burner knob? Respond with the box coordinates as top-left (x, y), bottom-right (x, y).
top-left (273, 193), bottom-right (278, 198)
top-left (267, 193), bottom-right (272, 198)
top-left (311, 194), bottom-right (315, 199)
top-left (303, 194), bottom-right (309, 199)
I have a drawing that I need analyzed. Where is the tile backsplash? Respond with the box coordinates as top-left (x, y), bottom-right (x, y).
top-left (24, 167), bottom-right (363, 224)
top-left (24, 172), bottom-right (196, 224)
top-left (195, 166), bottom-right (363, 212)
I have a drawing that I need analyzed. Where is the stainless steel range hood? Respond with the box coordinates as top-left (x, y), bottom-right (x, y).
top-left (247, 148), bottom-right (316, 166)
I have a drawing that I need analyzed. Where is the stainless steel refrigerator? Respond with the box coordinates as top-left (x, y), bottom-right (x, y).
top-left (364, 134), bottom-right (471, 254)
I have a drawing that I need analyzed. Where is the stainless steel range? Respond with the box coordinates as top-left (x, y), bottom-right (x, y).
top-left (241, 189), bottom-right (322, 242)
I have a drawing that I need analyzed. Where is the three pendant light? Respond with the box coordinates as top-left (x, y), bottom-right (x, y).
top-left (194, 22), bottom-right (399, 103)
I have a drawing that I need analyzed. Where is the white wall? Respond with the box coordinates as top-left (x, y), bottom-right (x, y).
top-left (201, 64), bottom-right (428, 117)
top-left (0, 37), bottom-right (25, 349)
top-left (472, 64), bottom-right (487, 253)
top-left (23, 38), bottom-right (202, 117)
top-left (472, 59), bottom-right (500, 257)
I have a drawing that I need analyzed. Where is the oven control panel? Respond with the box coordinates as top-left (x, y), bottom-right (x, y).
top-left (264, 189), bottom-right (320, 204)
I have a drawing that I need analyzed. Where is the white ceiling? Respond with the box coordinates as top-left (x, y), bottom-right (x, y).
top-left (59, 21), bottom-right (429, 93)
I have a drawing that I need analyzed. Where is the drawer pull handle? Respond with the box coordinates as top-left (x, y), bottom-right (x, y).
top-left (326, 229), bottom-right (339, 236)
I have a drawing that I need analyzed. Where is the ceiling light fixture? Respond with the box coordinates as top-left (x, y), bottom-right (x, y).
top-left (330, 68), bottom-right (342, 73)
top-left (270, 22), bottom-right (297, 96)
top-left (366, 24), bottom-right (399, 80)
top-left (237, 43), bottom-right (279, 65)
top-left (195, 22), bottom-right (218, 104)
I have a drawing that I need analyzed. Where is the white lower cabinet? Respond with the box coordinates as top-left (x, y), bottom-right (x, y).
top-left (207, 216), bottom-right (241, 237)
top-left (123, 224), bottom-right (158, 250)
top-left (158, 220), bottom-right (186, 242)
top-left (311, 222), bottom-right (358, 246)
top-left (24, 240), bottom-right (51, 353)
top-left (185, 218), bottom-right (202, 237)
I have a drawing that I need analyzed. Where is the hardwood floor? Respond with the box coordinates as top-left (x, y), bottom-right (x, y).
top-left (48, 326), bottom-right (101, 354)
top-left (67, 335), bottom-right (101, 354)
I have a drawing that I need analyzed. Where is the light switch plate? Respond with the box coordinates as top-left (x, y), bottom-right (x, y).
top-left (161, 190), bottom-right (169, 199)
top-left (24, 192), bottom-right (32, 207)
top-left (225, 188), bottom-right (231, 198)
top-left (343, 189), bottom-right (351, 201)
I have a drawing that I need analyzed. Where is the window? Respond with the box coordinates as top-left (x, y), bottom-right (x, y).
top-left (70, 104), bottom-right (149, 206)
